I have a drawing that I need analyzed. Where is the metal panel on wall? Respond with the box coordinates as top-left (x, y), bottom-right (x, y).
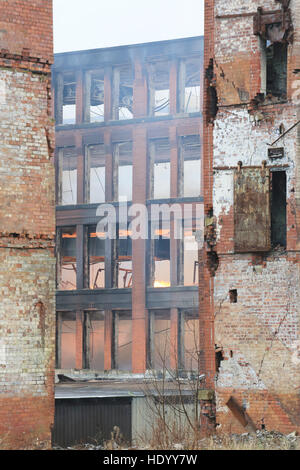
top-left (234, 167), bottom-right (271, 252)
top-left (52, 397), bottom-right (132, 448)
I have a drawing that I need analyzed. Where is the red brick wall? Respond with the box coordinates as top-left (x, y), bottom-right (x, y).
top-left (0, 1), bottom-right (55, 449)
top-left (0, 0), bottom-right (53, 61)
top-left (203, 0), bottom-right (300, 434)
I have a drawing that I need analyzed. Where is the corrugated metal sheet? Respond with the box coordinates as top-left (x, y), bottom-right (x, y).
top-left (234, 167), bottom-right (271, 252)
top-left (132, 396), bottom-right (198, 447)
top-left (52, 397), bottom-right (132, 448)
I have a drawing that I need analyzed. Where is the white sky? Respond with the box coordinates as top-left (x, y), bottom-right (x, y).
top-left (53, 0), bottom-right (204, 53)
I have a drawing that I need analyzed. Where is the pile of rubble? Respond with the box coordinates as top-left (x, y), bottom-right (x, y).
top-left (208, 430), bottom-right (299, 450)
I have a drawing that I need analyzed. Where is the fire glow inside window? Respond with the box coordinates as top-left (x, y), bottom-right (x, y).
top-left (59, 312), bottom-right (76, 369)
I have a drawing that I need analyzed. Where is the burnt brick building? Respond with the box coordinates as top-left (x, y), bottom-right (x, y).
top-left (203, 0), bottom-right (300, 433)
top-left (52, 37), bottom-right (204, 377)
top-left (0, 1), bottom-right (55, 449)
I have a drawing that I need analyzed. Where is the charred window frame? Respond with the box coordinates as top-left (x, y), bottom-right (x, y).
top-left (88, 226), bottom-right (105, 289)
top-left (148, 222), bottom-right (171, 288)
top-left (84, 69), bottom-right (105, 123)
top-left (112, 142), bottom-right (133, 202)
top-left (113, 311), bottom-right (132, 371)
top-left (178, 58), bottom-right (202, 114)
top-left (112, 65), bottom-right (134, 121)
top-left (178, 218), bottom-right (199, 287)
top-left (57, 227), bottom-right (77, 291)
top-left (148, 61), bottom-right (170, 117)
top-left (56, 312), bottom-right (76, 369)
top-left (83, 311), bottom-right (105, 370)
top-left (85, 144), bottom-right (106, 204)
top-left (148, 138), bottom-right (171, 200)
top-left (116, 226), bottom-right (132, 288)
top-left (178, 135), bottom-right (201, 198)
top-left (181, 310), bottom-right (200, 372)
top-left (148, 310), bottom-right (171, 371)
top-left (55, 73), bottom-right (77, 125)
top-left (57, 147), bottom-right (78, 206)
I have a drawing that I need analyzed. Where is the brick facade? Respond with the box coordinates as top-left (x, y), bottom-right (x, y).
top-left (0, 1), bottom-right (55, 449)
top-left (203, 0), bottom-right (300, 433)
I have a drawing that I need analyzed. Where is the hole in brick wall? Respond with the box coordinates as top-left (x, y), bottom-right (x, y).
top-left (229, 289), bottom-right (237, 303)
top-left (215, 346), bottom-right (224, 373)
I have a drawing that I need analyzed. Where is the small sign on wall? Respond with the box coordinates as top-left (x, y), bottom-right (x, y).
top-left (268, 147), bottom-right (284, 159)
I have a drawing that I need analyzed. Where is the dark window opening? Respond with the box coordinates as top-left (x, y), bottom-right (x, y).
top-left (215, 346), bottom-right (224, 373)
top-left (271, 171), bottom-right (286, 248)
top-left (229, 289), bottom-right (238, 303)
top-left (266, 41), bottom-right (287, 99)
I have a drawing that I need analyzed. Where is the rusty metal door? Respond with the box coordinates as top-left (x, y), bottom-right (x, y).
top-left (234, 167), bottom-right (271, 252)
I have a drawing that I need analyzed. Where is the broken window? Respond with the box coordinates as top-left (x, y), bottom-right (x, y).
top-left (59, 147), bottom-right (77, 206)
top-left (85, 70), bottom-right (105, 123)
top-left (153, 310), bottom-right (171, 371)
top-left (148, 62), bottom-right (170, 116)
top-left (88, 226), bottom-right (105, 289)
top-left (115, 311), bottom-right (132, 371)
top-left (266, 40), bottom-right (287, 98)
top-left (178, 58), bottom-right (201, 113)
top-left (183, 312), bottom-right (200, 371)
top-left (58, 227), bottom-right (77, 290)
top-left (86, 144), bottom-right (106, 204)
top-left (149, 138), bottom-right (170, 200)
top-left (150, 226), bottom-right (170, 288)
top-left (84, 311), bottom-right (105, 370)
top-left (262, 33), bottom-right (288, 99)
top-left (117, 230), bottom-right (132, 288)
top-left (62, 73), bottom-right (76, 125)
top-left (179, 135), bottom-right (201, 198)
top-left (115, 142), bottom-right (133, 202)
top-left (58, 312), bottom-right (76, 369)
top-left (271, 170), bottom-right (286, 247)
top-left (254, 8), bottom-right (291, 100)
top-left (112, 66), bottom-right (134, 120)
top-left (234, 167), bottom-right (271, 252)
